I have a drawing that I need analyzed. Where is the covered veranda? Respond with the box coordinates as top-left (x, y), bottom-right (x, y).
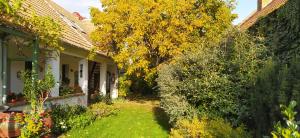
top-left (0, 24), bottom-right (118, 109)
top-left (0, 24), bottom-right (40, 105)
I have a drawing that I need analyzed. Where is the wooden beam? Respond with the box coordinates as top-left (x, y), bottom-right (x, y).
top-left (0, 25), bottom-right (33, 39)
top-left (9, 58), bottom-right (33, 61)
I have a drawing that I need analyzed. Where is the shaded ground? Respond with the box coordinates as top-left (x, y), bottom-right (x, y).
top-left (62, 100), bottom-right (170, 138)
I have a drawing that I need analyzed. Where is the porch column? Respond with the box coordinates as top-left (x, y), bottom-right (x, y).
top-left (79, 59), bottom-right (88, 94)
top-left (111, 65), bottom-right (118, 99)
top-left (46, 51), bottom-right (60, 97)
top-left (99, 62), bottom-right (107, 96)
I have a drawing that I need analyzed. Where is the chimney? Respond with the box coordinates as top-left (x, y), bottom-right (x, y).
top-left (258, 0), bottom-right (273, 10)
top-left (73, 12), bottom-right (86, 20)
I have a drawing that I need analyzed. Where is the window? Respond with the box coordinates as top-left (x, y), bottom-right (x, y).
top-left (25, 61), bottom-right (32, 71)
top-left (62, 64), bottom-right (69, 79)
top-left (62, 64), bottom-right (70, 85)
top-left (58, 13), bottom-right (87, 34)
top-left (74, 71), bottom-right (79, 85)
top-left (80, 64), bottom-right (83, 78)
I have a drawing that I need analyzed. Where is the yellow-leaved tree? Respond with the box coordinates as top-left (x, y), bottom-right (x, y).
top-left (90, 0), bottom-right (236, 93)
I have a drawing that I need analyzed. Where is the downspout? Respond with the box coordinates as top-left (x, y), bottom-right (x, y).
top-left (32, 37), bottom-right (39, 80)
top-left (2, 38), bottom-right (7, 104)
top-left (0, 37), bottom-right (3, 104)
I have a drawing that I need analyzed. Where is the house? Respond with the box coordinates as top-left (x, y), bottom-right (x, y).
top-left (0, 0), bottom-right (118, 110)
top-left (239, 0), bottom-right (288, 30)
top-left (239, 0), bottom-right (299, 61)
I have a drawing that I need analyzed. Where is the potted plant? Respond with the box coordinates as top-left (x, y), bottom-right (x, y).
top-left (0, 111), bottom-right (22, 137)
top-left (14, 66), bottom-right (56, 138)
top-left (16, 93), bottom-right (25, 102)
top-left (7, 92), bottom-right (16, 104)
top-left (74, 85), bottom-right (83, 94)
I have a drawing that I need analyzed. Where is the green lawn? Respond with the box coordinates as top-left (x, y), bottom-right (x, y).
top-left (62, 100), bottom-right (170, 138)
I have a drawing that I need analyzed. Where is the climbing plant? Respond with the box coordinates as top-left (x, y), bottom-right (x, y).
top-left (0, 0), bottom-right (63, 51)
top-left (249, 0), bottom-right (300, 62)
top-left (247, 0), bottom-right (300, 136)
top-left (29, 14), bottom-right (63, 51)
top-left (0, 0), bottom-right (23, 14)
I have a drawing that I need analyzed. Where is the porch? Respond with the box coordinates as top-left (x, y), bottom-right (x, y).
top-left (0, 25), bottom-right (118, 110)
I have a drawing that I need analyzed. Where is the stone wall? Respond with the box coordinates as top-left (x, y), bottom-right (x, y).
top-left (8, 93), bottom-right (87, 111)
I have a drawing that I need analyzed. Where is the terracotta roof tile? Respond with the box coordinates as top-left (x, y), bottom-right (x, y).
top-left (1, 0), bottom-right (106, 56)
top-left (239, 0), bottom-right (288, 30)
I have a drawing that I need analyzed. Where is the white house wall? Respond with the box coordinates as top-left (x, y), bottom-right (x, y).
top-left (46, 51), bottom-right (60, 97)
top-left (107, 64), bottom-right (118, 99)
top-left (9, 61), bottom-right (24, 94)
top-left (5, 39), bottom-right (117, 106)
top-left (7, 42), bottom-right (45, 94)
top-left (62, 43), bottom-right (111, 63)
top-left (9, 94), bottom-right (87, 111)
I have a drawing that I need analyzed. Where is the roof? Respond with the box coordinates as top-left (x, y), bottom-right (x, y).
top-left (1, 0), bottom-right (104, 55)
top-left (239, 0), bottom-right (288, 30)
top-left (25, 0), bottom-right (94, 50)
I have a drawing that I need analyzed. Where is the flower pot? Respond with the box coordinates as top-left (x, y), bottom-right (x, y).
top-left (10, 99), bottom-right (16, 104)
top-left (0, 111), bottom-right (22, 138)
top-left (43, 116), bottom-right (52, 129)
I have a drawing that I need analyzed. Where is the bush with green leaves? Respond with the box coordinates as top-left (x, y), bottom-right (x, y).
top-left (158, 29), bottom-right (266, 125)
top-left (118, 75), bottom-right (132, 97)
top-left (0, 0), bottom-right (23, 15)
top-left (68, 111), bottom-right (96, 129)
top-left (50, 104), bottom-right (87, 135)
top-left (51, 102), bottom-right (120, 135)
top-left (249, 58), bottom-right (300, 137)
top-left (59, 86), bottom-right (74, 96)
top-left (89, 102), bottom-right (119, 119)
top-left (170, 117), bottom-right (251, 138)
top-left (17, 67), bottom-right (55, 138)
top-left (271, 101), bottom-right (300, 138)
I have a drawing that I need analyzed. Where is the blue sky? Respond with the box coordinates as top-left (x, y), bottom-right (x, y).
top-left (233, 0), bottom-right (257, 24)
top-left (53, 0), bottom-right (257, 25)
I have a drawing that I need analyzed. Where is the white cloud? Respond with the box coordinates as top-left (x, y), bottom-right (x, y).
top-left (52, 0), bottom-right (102, 18)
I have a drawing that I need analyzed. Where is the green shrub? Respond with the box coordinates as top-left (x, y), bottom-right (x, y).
top-left (90, 92), bottom-right (102, 104)
top-left (118, 75), bottom-right (132, 97)
top-left (159, 94), bottom-right (197, 124)
top-left (89, 102), bottom-right (119, 118)
top-left (51, 102), bottom-right (120, 135)
top-left (170, 117), bottom-right (251, 138)
top-left (158, 29), bottom-right (266, 125)
top-left (90, 93), bottom-right (113, 104)
top-left (249, 58), bottom-right (300, 136)
top-left (59, 86), bottom-right (73, 96)
top-left (272, 101), bottom-right (300, 138)
top-left (50, 104), bottom-right (87, 135)
top-left (68, 111), bottom-right (96, 129)
top-left (18, 67), bottom-right (56, 138)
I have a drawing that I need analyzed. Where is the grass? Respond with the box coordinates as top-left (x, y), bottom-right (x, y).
top-left (62, 100), bottom-right (170, 138)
